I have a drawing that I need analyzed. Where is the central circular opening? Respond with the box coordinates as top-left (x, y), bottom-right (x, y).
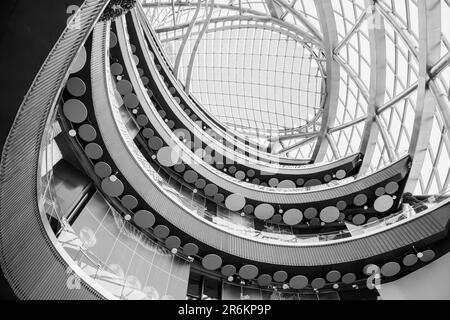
top-left (164, 21), bottom-right (326, 136)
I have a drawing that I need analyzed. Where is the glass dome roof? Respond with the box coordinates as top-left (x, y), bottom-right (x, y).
top-left (142, 0), bottom-right (450, 195)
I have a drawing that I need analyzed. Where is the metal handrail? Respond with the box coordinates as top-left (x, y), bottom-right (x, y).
top-left (0, 0), bottom-right (114, 300)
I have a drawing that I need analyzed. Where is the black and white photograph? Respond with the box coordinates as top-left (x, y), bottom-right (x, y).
top-left (0, 0), bottom-right (450, 308)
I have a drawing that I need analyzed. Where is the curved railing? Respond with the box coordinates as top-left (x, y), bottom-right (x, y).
top-left (89, 19), bottom-right (450, 268)
top-left (0, 0), bottom-right (113, 300)
top-left (116, 14), bottom-right (408, 206)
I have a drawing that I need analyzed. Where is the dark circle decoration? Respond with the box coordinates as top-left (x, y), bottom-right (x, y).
top-left (132, 54), bottom-right (139, 65)
top-left (235, 171), bottom-right (246, 180)
top-left (195, 179), bottom-right (206, 189)
top-left (326, 270), bottom-right (341, 283)
top-left (289, 275), bottom-right (308, 290)
top-left (63, 99), bottom-right (88, 123)
top-left (206, 174), bottom-right (219, 188)
top-left (342, 273), bottom-right (357, 284)
top-left (148, 136), bottom-right (163, 150)
top-left (381, 262), bottom-right (401, 277)
top-left (336, 200), bottom-right (347, 211)
top-left (225, 194), bottom-right (246, 211)
top-left (353, 194), bottom-right (368, 207)
top-left (141, 76), bottom-right (149, 86)
top-left (136, 115), bottom-right (149, 127)
top-left (385, 181), bottom-right (399, 194)
top-left (283, 209), bottom-right (303, 226)
top-left (257, 274), bottom-right (272, 287)
top-left (183, 243), bottom-right (199, 256)
top-left (228, 166), bottom-right (237, 174)
top-left (311, 278), bottom-right (326, 289)
top-left (66, 77), bottom-right (86, 97)
top-left (165, 236), bottom-right (181, 249)
top-left (375, 187), bottom-right (386, 197)
top-left (213, 193), bottom-right (225, 204)
top-left (247, 170), bottom-right (256, 178)
top-left (367, 217), bottom-right (379, 224)
top-left (420, 250), bottom-right (435, 262)
top-left (296, 178), bottom-right (305, 186)
top-left (304, 207), bottom-right (318, 219)
top-left (243, 204), bottom-right (254, 214)
top-left (254, 203), bottom-right (275, 220)
top-left (403, 254), bottom-right (418, 267)
top-left (221, 265), bottom-right (236, 277)
top-left (273, 271), bottom-right (288, 282)
top-left (101, 177), bottom-right (124, 197)
top-left (323, 174), bottom-right (332, 183)
top-left (268, 178), bottom-right (279, 187)
top-left (158, 110), bottom-right (167, 118)
top-left (310, 217), bottom-right (321, 226)
top-left (270, 214), bottom-right (282, 224)
top-left (94, 162), bottom-right (112, 178)
top-left (85, 143), bottom-right (103, 160)
top-left (174, 163), bottom-right (186, 173)
top-left (121, 195), bottom-right (138, 210)
top-left (111, 63), bottom-right (123, 75)
top-left (202, 254), bottom-right (222, 271)
top-left (116, 80), bottom-right (133, 95)
top-left (184, 170), bottom-right (198, 184)
top-left (78, 124), bottom-right (97, 142)
top-left (352, 214), bottom-right (366, 226)
top-left (142, 128), bottom-right (154, 139)
top-left (123, 93), bottom-right (139, 109)
top-left (154, 225), bottom-right (170, 239)
top-left (239, 265), bottom-right (259, 280)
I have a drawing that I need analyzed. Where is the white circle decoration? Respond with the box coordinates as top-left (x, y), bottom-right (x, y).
top-left (157, 146), bottom-right (180, 167)
top-left (283, 209), bottom-right (303, 226)
top-left (336, 170), bottom-right (346, 180)
top-left (225, 194), bottom-right (246, 212)
top-left (278, 180), bottom-right (296, 189)
top-left (254, 203), bottom-right (275, 220)
top-left (69, 46), bottom-right (87, 74)
top-left (374, 195), bottom-right (394, 212)
top-left (319, 206), bottom-right (340, 223)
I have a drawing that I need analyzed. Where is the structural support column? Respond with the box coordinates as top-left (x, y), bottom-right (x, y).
top-left (311, 0), bottom-right (340, 163)
top-left (358, 1), bottom-right (386, 175)
top-left (405, 0), bottom-right (441, 193)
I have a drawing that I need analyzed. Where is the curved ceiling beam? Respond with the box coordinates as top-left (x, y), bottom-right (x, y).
top-left (172, 0), bottom-right (202, 78)
top-left (275, 0), bottom-right (323, 42)
top-left (311, 0), bottom-right (340, 163)
top-left (184, 0), bottom-right (215, 93)
top-left (358, 1), bottom-right (387, 176)
top-left (150, 4), bottom-right (324, 47)
top-left (405, 0), bottom-right (442, 193)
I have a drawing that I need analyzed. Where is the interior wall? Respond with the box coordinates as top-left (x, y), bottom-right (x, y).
top-left (379, 252), bottom-right (450, 300)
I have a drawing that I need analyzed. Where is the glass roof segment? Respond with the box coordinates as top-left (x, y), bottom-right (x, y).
top-left (140, 0), bottom-right (450, 184)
